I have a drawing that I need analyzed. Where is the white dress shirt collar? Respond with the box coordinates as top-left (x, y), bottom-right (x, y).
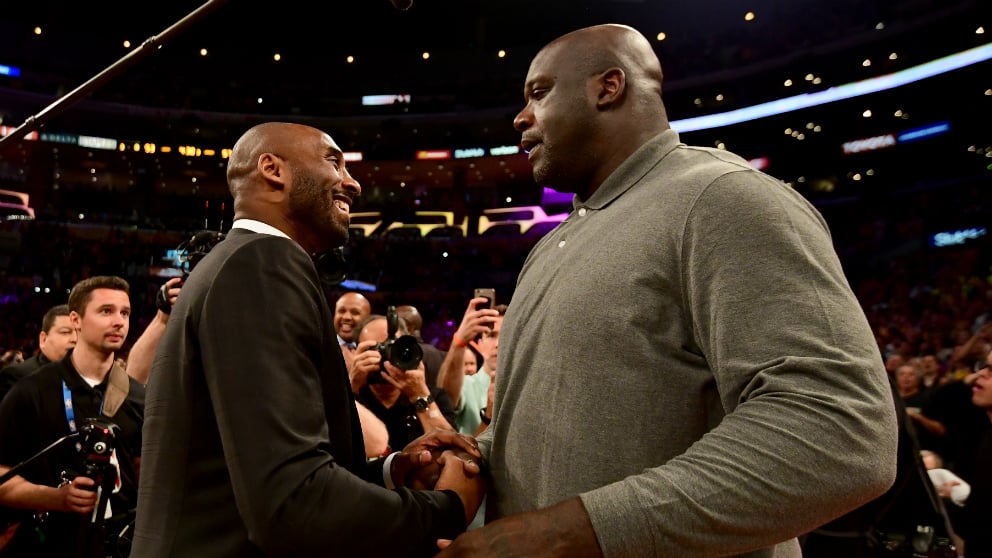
top-left (231, 219), bottom-right (291, 240)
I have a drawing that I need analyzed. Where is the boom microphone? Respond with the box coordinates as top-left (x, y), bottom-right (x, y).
top-left (390, 0), bottom-right (413, 10)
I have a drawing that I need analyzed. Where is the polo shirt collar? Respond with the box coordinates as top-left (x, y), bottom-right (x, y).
top-left (576, 128), bottom-right (681, 211)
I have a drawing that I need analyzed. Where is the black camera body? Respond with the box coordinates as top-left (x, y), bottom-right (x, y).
top-left (367, 306), bottom-right (424, 384)
top-left (63, 418), bottom-right (119, 491)
top-left (77, 418), bottom-right (119, 477)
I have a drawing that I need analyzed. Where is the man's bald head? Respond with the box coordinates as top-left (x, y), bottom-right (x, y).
top-left (334, 291), bottom-right (373, 343)
top-left (513, 24), bottom-right (669, 199)
top-left (395, 305), bottom-right (423, 338)
top-left (227, 122), bottom-right (318, 199)
top-left (539, 24), bottom-right (664, 105)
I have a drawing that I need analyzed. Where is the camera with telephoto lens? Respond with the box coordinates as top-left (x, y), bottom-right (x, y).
top-left (366, 306), bottom-right (423, 384)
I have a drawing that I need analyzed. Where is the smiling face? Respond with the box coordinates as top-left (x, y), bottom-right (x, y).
top-left (286, 130), bottom-right (361, 253)
top-left (229, 123), bottom-right (362, 256)
top-left (334, 292), bottom-right (372, 343)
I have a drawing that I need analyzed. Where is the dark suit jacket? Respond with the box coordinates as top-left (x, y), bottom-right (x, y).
top-left (132, 228), bottom-right (463, 558)
top-left (0, 353), bottom-right (51, 402)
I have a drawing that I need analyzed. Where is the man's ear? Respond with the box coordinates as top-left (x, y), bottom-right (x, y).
top-left (258, 152), bottom-right (288, 192)
top-left (69, 310), bottom-right (81, 329)
top-left (595, 67), bottom-right (626, 109)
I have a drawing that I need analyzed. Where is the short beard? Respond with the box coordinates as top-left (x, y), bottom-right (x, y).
top-left (289, 167), bottom-right (348, 250)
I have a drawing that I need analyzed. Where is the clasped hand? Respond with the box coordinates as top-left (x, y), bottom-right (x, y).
top-left (391, 429), bottom-right (487, 526)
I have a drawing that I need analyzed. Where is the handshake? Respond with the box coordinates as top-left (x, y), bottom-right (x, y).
top-left (389, 429), bottom-right (487, 527)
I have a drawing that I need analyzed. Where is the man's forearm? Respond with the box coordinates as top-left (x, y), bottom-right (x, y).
top-left (437, 347), bottom-right (466, 407)
top-left (416, 402), bottom-right (456, 433)
top-left (356, 402), bottom-right (389, 458)
top-left (126, 311), bottom-right (170, 385)
top-left (0, 470), bottom-right (59, 512)
top-left (438, 497), bottom-right (603, 557)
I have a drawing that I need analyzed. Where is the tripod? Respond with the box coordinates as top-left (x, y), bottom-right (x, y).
top-left (69, 419), bottom-right (120, 558)
top-left (69, 455), bottom-right (118, 558)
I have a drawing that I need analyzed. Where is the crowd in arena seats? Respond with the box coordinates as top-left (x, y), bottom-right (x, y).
top-left (1, 171), bottom-right (990, 360)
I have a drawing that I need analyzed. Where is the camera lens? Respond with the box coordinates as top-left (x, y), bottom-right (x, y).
top-left (389, 336), bottom-right (424, 370)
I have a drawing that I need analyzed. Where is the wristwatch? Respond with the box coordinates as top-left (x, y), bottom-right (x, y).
top-left (479, 408), bottom-right (491, 425)
top-left (412, 394), bottom-right (434, 413)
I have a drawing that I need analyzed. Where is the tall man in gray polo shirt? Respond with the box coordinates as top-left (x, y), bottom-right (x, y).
top-left (438, 23), bottom-right (897, 558)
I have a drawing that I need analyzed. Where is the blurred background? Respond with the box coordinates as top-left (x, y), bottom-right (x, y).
top-left (0, 0), bottom-right (989, 357)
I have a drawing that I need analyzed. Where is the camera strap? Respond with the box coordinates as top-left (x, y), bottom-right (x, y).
top-left (101, 361), bottom-right (129, 419)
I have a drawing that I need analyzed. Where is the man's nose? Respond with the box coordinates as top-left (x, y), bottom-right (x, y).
top-left (342, 167), bottom-right (361, 195)
top-left (513, 105), bottom-right (532, 132)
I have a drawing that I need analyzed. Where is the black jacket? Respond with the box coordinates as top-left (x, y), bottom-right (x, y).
top-left (132, 228), bottom-right (463, 558)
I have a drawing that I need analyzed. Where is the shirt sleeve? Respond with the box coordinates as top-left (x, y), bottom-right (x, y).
top-left (580, 171), bottom-right (899, 557)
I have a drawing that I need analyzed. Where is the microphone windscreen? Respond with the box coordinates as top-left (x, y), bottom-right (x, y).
top-left (390, 0), bottom-right (413, 10)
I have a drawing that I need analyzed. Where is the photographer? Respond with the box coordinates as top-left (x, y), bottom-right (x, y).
top-left (352, 312), bottom-right (457, 451)
top-left (0, 276), bottom-right (143, 557)
top-left (435, 298), bottom-right (504, 436)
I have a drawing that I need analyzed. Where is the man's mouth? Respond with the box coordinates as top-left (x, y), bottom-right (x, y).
top-left (521, 138), bottom-right (541, 154)
top-left (333, 197), bottom-right (350, 214)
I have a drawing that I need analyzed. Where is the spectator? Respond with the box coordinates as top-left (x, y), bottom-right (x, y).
top-left (896, 361), bottom-right (946, 452)
top-left (0, 304), bottom-right (76, 402)
top-left (352, 313), bottom-right (456, 451)
top-left (956, 349), bottom-right (992, 557)
top-left (334, 291), bottom-right (372, 373)
top-left (460, 345), bottom-right (480, 378)
top-left (436, 298), bottom-right (504, 436)
top-left (334, 291), bottom-right (372, 349)
top-left (920, 354), bottom-right (944, 391)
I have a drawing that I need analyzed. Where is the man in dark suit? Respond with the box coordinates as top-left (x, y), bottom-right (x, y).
top-left (0, 304), bottom-right (76, 402)
top-left (132, 122), bottom-right (484, 557)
